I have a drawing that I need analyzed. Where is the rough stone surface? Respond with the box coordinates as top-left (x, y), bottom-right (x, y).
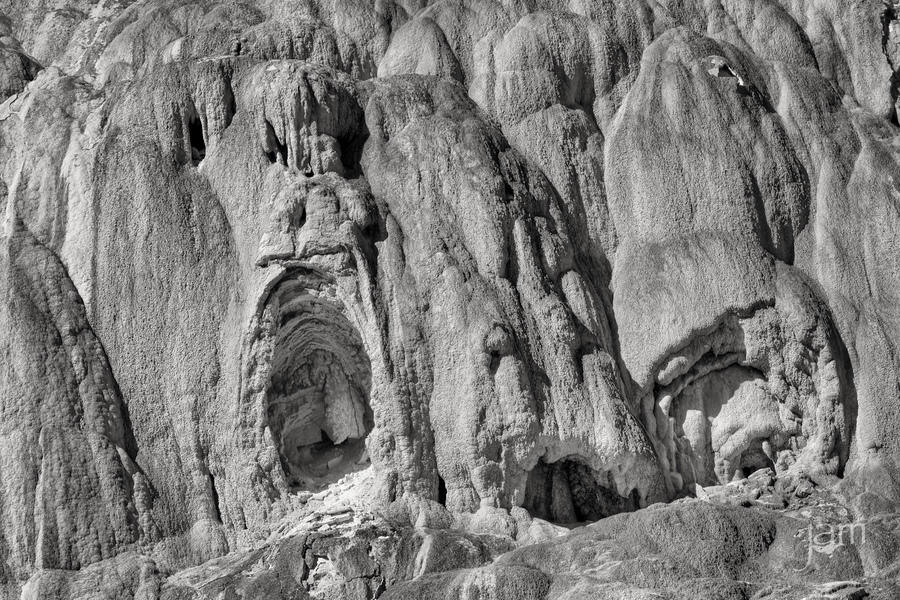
top-left (0, 0), bottom-right (899, 598)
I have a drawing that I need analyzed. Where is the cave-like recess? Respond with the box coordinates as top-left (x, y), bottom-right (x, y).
top-left (263, 276), bottom-right (374, 491)
top-left (522, 457), bottom-right (640, 524)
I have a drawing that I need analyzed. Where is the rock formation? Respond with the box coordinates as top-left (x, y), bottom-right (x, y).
top-left (0, 0), bottom-right (899, 598)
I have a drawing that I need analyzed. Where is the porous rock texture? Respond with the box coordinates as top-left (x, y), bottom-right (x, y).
top-left (0, 0), bottom-right (899, 598)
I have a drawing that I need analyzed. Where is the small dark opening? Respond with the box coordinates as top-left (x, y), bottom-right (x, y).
top-left (437, 475), bottom-right (447, 505)
top-left (336, 118), bottom-right (368, 178)
top-left (223, 80), bottom-right (237, 130)
top-left (188, 113), bottom-right (206, 166)
top-left (295, 208), bottom-right (306, 230)
top-left (738, 440), bottom-right (776, 478)
top-left (264, 119), bottom-right (287, 165)
top-left (881, 7), bottom-right (900, 127)
top-left (361, 220), bottom-right (386, 244)
top-left (488, 353), bottom-right (502, 375)
top-left (715, 64), bottom-right (735, 78)
top-left (209, 473), bottom-right (222, 522)
top-left (359, 218), bottom-right (386, 277)
top-left (573, 342), bottom-right (596, 384)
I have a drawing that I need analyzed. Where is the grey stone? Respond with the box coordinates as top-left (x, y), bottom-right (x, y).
top-left (0, 0), bottom-right (898, 598)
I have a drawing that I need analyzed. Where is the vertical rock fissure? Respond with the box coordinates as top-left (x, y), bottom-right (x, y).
top-left (187, 112), bottom-right (206, 166)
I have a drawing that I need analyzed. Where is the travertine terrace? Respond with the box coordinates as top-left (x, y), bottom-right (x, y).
top-left (0, 1), bottom-right (899, 598)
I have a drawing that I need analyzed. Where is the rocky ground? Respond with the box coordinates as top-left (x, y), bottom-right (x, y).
top-left (20, 466), bottom-right (900, 599)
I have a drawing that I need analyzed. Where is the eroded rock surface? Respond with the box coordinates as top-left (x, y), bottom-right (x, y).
top-left (0, 0), bottom-right (899, 598)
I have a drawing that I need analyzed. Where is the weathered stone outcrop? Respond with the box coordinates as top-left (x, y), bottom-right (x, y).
top-left (0, 225), bottom-right (146, 579)
top-left (0, 0), bottom-right (899, 598)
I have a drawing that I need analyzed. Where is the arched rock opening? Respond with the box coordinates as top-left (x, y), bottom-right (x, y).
top-left (669, 362), bottom-right (780, 488)
top-left (522, 457), bottom-right (640, 525)
top-left (650, 302), bottom-right (849, 495)
top-left (262, 277), bottom-right (374, 491)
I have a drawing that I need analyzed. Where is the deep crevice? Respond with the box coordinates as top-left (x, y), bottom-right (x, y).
top-left (336, 121), bottom-right (368, 179)
top-left (223, 79), bottom-right (237, 130)
top-left (437, 475), bottom-right (447, 505)
top-left (264, 119), bottom-right (288, 165)
top-left (573, 341), bottom-right (597, 384)
top-left (209, 473), bottom-right (222, 522)
top-left (358, 215), bottom-right (386, 281)
top-left (187, 111), bottom-right (206, 166)
top-left (882, 3), bottom-right (900, 126)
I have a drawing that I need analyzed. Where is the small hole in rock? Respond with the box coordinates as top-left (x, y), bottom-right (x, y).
top-left (437, 475), bottom-right (447, 505)
top-left (503, 181), bottom-right (514, 202)
top-left (264, 119), bottom-right (287, 165)
top-left (336, 116), bottom-right (368, 178)
top-left (188, 113), bottom-right (206, 166)
top-left (738, 440), bottom-right (776, 478)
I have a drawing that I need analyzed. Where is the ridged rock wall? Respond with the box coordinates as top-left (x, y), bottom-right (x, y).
top-left (0, 0), bottom-right (898, 597)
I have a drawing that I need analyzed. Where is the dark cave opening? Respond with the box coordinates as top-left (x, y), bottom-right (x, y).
top-left (336, 125), bottom-right (368, 178)
top-left (738, 439), bottom-right (776, 478)
top-left (437, 475), bottom-right (447, 505)
top-left (187, 112), bottom-right (206, 166)
top-left (263, 280), bottom-right (374, 491)
top-left (522, 458), bottom-right (639, 525)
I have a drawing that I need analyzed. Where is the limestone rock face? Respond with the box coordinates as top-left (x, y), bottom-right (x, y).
top-left (0, 227), bottom-right (146, 579)
top-left (0, 0), bottom-right (899, 598)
